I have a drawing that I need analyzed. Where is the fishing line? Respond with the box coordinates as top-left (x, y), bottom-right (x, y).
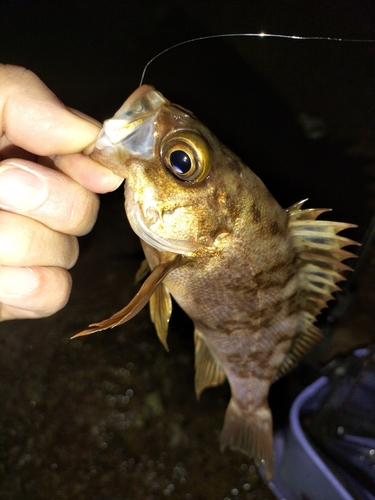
top-left (139, 32), bottom-right (375, 86)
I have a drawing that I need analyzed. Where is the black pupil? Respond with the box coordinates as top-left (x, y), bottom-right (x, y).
top-left (170, 150), bottom-right (191, 174)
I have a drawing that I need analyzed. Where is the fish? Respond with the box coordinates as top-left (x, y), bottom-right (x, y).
top-left (73, 84), bottom-right (358, 480)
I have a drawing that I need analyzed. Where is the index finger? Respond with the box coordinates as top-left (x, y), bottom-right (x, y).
top-left (0, 64), bottom-right (100, 155)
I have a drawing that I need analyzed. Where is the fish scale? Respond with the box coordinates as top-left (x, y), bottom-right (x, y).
top-left (74, 85), bottom-right (358, 481)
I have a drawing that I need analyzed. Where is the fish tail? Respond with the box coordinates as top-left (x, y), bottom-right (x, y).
top-left (220, 398), bottom-right (274, 481)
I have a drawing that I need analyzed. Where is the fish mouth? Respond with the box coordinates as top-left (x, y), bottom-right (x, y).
top-left (87, 85), bottom-right (167, 159)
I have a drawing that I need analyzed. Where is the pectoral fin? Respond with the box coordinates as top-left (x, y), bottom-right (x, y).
top-left (72, 254), bottom-right (182, 338)
top-left (194, 328), bottom-right (226, 398)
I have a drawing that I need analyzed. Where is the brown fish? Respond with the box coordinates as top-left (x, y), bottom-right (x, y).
top-left (74, 85), bottom-right (358, 480)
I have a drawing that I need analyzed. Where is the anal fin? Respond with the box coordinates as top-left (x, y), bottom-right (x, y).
top-left (220, 399), bottom-right (274, 482)
top-left (194, 328), bottom-right (226, 398)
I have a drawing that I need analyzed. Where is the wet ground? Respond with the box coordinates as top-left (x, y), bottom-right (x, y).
top-left (1, 2), bottom-right (375, 499)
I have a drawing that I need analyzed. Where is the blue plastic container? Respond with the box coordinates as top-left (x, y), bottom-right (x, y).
top-left (270, 377), bottom-right (356, 500)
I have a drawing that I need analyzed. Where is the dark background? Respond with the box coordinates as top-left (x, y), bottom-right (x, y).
top-left (1, 1), bottom-right (375, 499)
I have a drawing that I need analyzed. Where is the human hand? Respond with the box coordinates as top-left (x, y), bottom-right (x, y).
top-left (0, 65), bottom-right (123, 320)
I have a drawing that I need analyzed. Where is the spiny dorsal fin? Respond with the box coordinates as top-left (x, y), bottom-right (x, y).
top-left (275, 200), bottom-right (359, 380)
top-left (194, 328), bottom-right (226, 398)
top-left (149, 282), bottom-right (172, 352)
top-left (72, 254), bottom-right (182, 338)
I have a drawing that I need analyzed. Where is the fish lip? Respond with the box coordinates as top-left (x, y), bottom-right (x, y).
top-left (107, 86), bottom-right (165, 144)
top-left (120, 84), bottom-right (156, 109)
top-left (91, 85), bottom-right (168, 159)
top-left (84, 88), bottom-right (158, 156)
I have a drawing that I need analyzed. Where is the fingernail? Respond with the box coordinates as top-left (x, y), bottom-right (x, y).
top-left (105, 172), bottom-right (124, 192)
top-left (0, 266), bottom-right (39, 296)
top-left (0, 165), bottom-right (48, 211)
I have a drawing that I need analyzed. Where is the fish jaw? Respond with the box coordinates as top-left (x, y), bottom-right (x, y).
top-left (87, 85), bottom-right (167, 173)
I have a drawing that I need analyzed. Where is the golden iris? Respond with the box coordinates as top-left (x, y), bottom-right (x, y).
top-left (160, 130), bottom-right (211, 182)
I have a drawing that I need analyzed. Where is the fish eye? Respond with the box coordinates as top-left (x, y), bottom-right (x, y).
top-left (170, 150), bottom-right (192, 174)
top-left (160, 130), bottom-right (211, 182)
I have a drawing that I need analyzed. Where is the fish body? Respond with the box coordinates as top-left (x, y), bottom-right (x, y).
top-left (76, 85), bottom-right (357, 480)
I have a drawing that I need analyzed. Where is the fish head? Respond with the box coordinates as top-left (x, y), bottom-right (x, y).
top-left (88, 85), bottom-right (268, 255)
